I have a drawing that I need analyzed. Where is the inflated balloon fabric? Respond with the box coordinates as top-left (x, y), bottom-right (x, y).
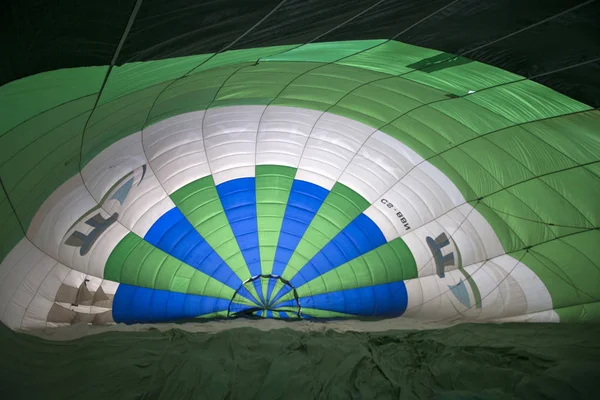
top-left (1, 38), bottom-right (599, 330)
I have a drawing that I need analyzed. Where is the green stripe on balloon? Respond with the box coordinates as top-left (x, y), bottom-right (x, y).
top-left (255, 165), bottom-right (296, 300)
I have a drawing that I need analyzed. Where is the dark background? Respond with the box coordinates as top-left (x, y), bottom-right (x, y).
top-left (1, 0), bottom-right (599, 106)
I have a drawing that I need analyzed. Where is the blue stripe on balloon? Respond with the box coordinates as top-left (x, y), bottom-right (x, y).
top-left (266, 310), bottom-right (273, 319)
top-left (144, 207), bottom-right (257, 304)
top-left (267, 180), bottom-right (329, 300)
top-left (276, 281), bottom-right (408, 317)
top-left (216, 177), bottom-right (265, 305)
top-left (112, 284), bottom-right (237, 324)
top-left (271, 213), bottom-right (386, 304)
top-left (278, 311), bottom-right (288, 319)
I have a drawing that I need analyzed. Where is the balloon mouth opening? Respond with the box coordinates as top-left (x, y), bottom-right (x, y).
top-left (227, 274), bottom-right (302, 319)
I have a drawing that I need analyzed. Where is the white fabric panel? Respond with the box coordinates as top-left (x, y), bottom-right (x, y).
top-left (81, 132), bottom-right (175, 237)
top-left (362, 165), bottom-right (459, 242)
top-left (101, 165), bottom-right (175, 237)
top-left (21, 296), bottom-right (55, 330)
top-left (24, 166), bottom-right (132, 279)
top-left (27, 175), bottom-right (95, 257)
top-left (84, 275), bottom-right (106, 294)
top-left (81, 132), bottom-right (146, 201)
top-left (6, 256), bottom-right (57, 329)
top-left (256, 106), bottom-right (319, 167)
top-left (400, 205), bottom-right (504, 279)
top-left (401, 222), bottom-right (453, 277)
top-left (58, 222), bottom-right (128, 278)
top-left (61, 269), bottom-right (88, 289)
top-left (101, 280), bottom-right (119, 296)
top-left (295, 112), bottom-right (373, 190)
top-left (204, 106), bottom-right (266, 184)
top-left (490, 310), bottom-right (559, 323)
top-left (338, 131), bottom-right (425, 203)
top-left (0, 238), bottom-right (71, 330)
top-left (488, 254), bottom-right (554, 315)
top-left (143, 111), bottom-right (210, 194)
top-left (363, 206), bottom-right (400, 242)
top-left (37, 263), bottom-right (71, 303)
top-left (0, 240), bottom-right (44, 328)
top-left (403, 253), bottom-right (555, 322)
top-left (18, 262), bottom-right (70, 330)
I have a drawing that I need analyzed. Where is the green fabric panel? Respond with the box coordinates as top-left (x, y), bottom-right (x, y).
top-left (506, 175), bottom-right (595, 230)
top-left (0, 96), bottom-right (95, 228)
top-left (145, 64), bottom-right (248, 127)
top-left (475, 202), bottom-right (525, 252)
top-left (337, 40), bottom-right (440, 76)
top-left (170, 176), bottom-right (255, 285)
top-left (485, 125), bottom-right (578, 176)
top-left (104, 232), bottom-right (233, 299)
top-left (555, 302), bottom-right (600, 322)
top-left (436, 149), bottom-right (504, 196)
top-left (213, 62), bottom-right (318, 106)
top-left (0, 195), bottom-right (24, 263)
top-left (480, 191), bottom-right (560, 250)
top-left (279, 182), bottom-right (371, 283)
top-left (81, 83), bottom-right (171, 166)
top-left (263, 40), bottom-right (385, 63)
top-left (275, 238), bottom-right (417, 304)
top-left (467, 80), bottom-right (592, 125)
top-left (521, 110), bottom-right (600, 165)
top-left (326, 81), bottom-right (425, 130)
top-left (404, 106), bottom-right (480, 149)
top-left (1, 113), bottom-right (90, 229)
top-left (0, 66), bottom-right (106, 135)
top-left (381, 122), bottom-right (436, 160)
top-left (99, 54), bottom-right (212, 105)
top-left (455, 138), bottom-right (536, 187)
top-left (520, 229), bottom-right (600, 311)
top-left (255, 165), bottom-right (296, 299)
top-left (0, 96), bottom-right (94, 164)
top-left (429, 98), bottom-right (515, 135)
top-left (402, 57), bottom-right (522, 96)
top-left (273, 63), bottom-right (389, 112)
top-left (369, 77), bottom-right (449, 105)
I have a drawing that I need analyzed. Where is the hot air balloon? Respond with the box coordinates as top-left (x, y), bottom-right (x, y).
top-left (1, 0), bottom-right (599, 332)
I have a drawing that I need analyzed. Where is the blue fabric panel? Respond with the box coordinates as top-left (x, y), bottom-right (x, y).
top-left (144, 207), bottom-right (245, 295)
top-left (266, 310), bottom-right (273, 319)
top-left (277, 281), bottom-right (408, 317)
top-left (112, 284), bottom-right (232, 324)
top-left (272, 213), bottom-right (386, 304)
top-left (267, 180), bottom-right (329, 300)
top-left (216, 178), bottom-right (265, 304)
top-left (278, 311), bottom-right (288, 319)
